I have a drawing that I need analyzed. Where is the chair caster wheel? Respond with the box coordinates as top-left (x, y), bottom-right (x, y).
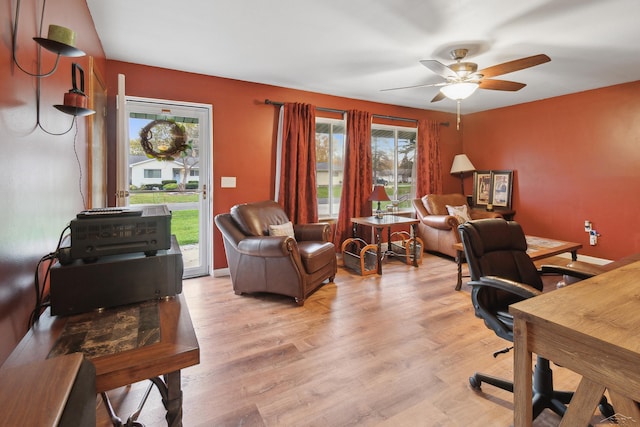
top-left (469, 375), bottom-right (481, 390)
top-left (599, 401), bottom-right (615, 419)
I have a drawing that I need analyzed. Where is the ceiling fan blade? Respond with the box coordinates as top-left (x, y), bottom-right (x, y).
top-left (479, 79), bottom-right (526, 91)
top-left (381, 82), bottom-right (445, 92)
top-left (430, 91), bottom-right (446, 102)
top-left (420, 59), bottom-right (457, 79)
top-left (478, 54), bottom-right (551, 78)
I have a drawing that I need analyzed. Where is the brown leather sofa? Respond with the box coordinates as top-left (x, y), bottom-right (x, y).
top-left (412, 193), bottom-right (502, 258)
top-left (214, 200), bottom-right (337, 305)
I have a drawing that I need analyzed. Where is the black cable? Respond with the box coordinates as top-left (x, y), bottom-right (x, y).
top-left (28, 224), bottom-right (71, 328)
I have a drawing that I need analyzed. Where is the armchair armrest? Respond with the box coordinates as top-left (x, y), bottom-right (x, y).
top-left (470, 276), bottom-right (543, 299)
top-left (294, 223), bottom-right (332, 242)
top-left (421, 215), bottom-right (459, 230)
top-left (237, 236), bottom-right (295, 257)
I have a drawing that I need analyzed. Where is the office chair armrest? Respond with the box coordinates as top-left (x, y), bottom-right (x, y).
top-left (539, 264), bottom-right (598, 281)
top-left (471, 276), bottom-right (543, 299)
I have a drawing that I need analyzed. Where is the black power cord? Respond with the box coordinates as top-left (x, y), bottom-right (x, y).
top-left (28, 224), bottom-right (71, 328)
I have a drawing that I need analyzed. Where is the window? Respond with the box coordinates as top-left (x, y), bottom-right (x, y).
top-left (315, 119), bottom-right (417, 217)
top-left (144, 169), bottom-right (161, 179)
top-left (316, 119), bottom-right (345, 218)
top-left (371, 125), bottom-right (417, 210)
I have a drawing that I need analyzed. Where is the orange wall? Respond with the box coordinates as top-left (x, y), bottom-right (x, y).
top-left (0, 0), bottom-right (106, 363)
top-left (463, 81), bottom-right (640, 260)
top-left (104, 61), bottom-right (459, 270)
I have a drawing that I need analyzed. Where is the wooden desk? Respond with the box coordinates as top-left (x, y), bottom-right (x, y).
top-left (351, 215), bottom-right (420, 274)
top-left (453, 235), bottom-right (582, 290)
top-left (3, 294), bottom-right (199, 426)
top-left (0, 353), bottom-right (94, 426)
top-left (510, 260), bottom-right (640, 426)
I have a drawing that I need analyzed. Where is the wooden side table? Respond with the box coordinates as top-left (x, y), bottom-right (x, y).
top-left (2, 294), bottom-right (199, 427)
top-left (350, 215), bottom-right (420, 275)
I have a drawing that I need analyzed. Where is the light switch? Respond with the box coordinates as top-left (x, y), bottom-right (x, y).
top-left (221, 177), bottom-right (236, 188)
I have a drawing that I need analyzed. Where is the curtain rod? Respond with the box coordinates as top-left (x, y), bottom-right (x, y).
top-left (264, 99), bottom-right (449, 127)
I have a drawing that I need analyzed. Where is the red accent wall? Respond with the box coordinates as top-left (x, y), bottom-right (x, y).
top-left (104, 62), bottom-right (459, 270)
top-left (0, 0), bottom-right (106, 363)
top-left (463, 81), bottom-right (640, 260)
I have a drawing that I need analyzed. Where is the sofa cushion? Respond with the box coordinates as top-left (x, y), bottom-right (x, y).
top-left (297, 241), bottom-right (336, 273)
top-left (269, 221), bottom-right (295, 238)
top-left (446, 204), bottom-right (471, 224)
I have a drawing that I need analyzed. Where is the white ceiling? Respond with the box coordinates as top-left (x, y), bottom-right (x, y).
top-left (86, 0), bottom-right (640, 114)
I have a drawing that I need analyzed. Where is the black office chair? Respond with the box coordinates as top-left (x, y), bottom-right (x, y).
top-left (458, 218), bottom-right (613, 421)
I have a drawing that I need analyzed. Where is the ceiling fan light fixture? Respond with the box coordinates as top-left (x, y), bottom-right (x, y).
top-left (440, 82), bottom-right (479, 100)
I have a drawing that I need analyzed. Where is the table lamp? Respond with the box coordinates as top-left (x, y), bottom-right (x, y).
top-left (369, 185), bottom-right (390, 219)
top-left (450, 154), bottom-right (476, 195)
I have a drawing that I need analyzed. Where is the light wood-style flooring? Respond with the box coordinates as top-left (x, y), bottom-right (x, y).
top-left (97, 253), bottom-right (610, 426)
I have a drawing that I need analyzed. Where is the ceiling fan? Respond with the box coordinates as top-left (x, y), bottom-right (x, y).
top-left (383, 48), bottom-right (550, 129)
top-left (383, 48), bottom-right (551, 102)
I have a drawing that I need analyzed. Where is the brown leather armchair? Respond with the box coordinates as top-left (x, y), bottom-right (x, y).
top-left (214, 200), bottom-right (337, 306)
top-left (412, 193), bottom-right (502, 258)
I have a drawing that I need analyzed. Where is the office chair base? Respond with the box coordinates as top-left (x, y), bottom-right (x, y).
top-left (469, 356), bottom-right (614, 421)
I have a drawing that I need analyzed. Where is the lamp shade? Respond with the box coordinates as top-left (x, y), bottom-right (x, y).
top-left (440, 82), bottom-right (479, 100)
top-left (450, 154), bottom-right (476, 174)
top-left (369, 185), bottom-right (390, 202)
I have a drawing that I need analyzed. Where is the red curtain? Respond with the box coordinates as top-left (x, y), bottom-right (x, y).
top-left (415, 119), bottom-right (442, 196)
top-left (334, 110), bottom-right (373, 249)
top-left (277, 103), bottom-right (318, 223)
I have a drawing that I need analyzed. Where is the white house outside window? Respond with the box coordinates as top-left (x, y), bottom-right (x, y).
top-left (144, 169), bottom-right (161, 179)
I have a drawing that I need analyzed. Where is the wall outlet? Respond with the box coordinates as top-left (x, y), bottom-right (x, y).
top-left (589, 229), bottom-right (598, 245)
top-left (584, 220), bottom-right (592, 232)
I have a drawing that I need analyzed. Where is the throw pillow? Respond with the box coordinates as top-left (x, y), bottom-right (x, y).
top-left (269, 221), bottom-right (295, 238)
top-left (446, 204), bottom-right (471, 225)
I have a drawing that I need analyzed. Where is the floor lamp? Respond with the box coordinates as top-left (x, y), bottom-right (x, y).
top-left (450, 154), bottom-right (476, 195)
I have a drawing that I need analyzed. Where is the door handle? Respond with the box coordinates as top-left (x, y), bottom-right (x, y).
top-left (202, 184), bottom-right (207, 200)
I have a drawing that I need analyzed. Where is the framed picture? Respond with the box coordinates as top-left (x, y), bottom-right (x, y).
top-left (472, 170), bottom-right (492, 206)
top-left (490, 170), bottom-right (513, 208)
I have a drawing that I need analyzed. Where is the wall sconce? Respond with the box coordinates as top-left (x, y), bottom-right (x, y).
top-left (12, 0), bottom-right (94, 135)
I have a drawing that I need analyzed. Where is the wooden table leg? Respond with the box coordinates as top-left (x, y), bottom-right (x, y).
top-left (513, 317), bottom-right (533, 427)
top-left (455, 250), bottom-right (463, 291)
top-left (571, 249), bottom-right (578, 261)
top-left (151, 370), bottom-right (183, 427)
top-left (375, 226), bottom-right (383, 275)
top-left (558, 377), bottom-right (605, 427)
top-left (411, 224), bottom-right (418, 267)
top-left (608, 391), bottom-right (640, 424)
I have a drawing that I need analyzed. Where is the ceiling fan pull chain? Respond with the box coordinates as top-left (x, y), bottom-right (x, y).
top-left (456, 100), bottom-right (461, 130)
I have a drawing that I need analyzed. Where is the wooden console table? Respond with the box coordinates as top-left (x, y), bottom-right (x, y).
top-left (2, 294), bottom-right (199, 426)
top-left (351, 215), bottom-right (420, 275)
top-left (510, 260), bottom-right (640, 426)
top-left (453, 235), bottom-right (581, 290)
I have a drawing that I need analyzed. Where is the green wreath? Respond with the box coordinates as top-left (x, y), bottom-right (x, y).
top-left (140, 119), bottom-right (188, 161)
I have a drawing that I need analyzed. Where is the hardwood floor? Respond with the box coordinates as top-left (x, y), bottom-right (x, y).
top-left (97, 254), bottom-right (609, 426)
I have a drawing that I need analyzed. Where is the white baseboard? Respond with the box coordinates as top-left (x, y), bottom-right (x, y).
top-left (213, 267), bottom-right (230, 277)
top-left (555, 253), bottom-right (611, 265)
